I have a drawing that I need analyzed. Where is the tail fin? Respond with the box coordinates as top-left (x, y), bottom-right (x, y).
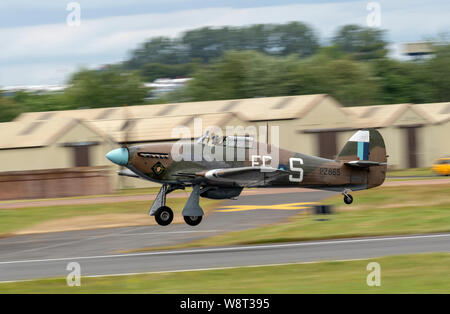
top-left (337, 129), bottom-right (387, 164)
top-left (338, 129), bottom-right (387, 188)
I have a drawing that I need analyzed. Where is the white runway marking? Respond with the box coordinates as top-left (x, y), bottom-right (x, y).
top-left (83, 258), bottom-right (369, 278)
top-left (0, 233), bottom-right (448, 266)
top-left (0, 258), bottom-right (369, 284)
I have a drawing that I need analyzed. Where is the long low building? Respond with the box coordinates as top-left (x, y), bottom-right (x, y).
top-left (2, 94), bottom-right (449, 194)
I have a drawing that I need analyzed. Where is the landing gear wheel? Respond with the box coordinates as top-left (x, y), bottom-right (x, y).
top-left (184, 215), bottom-right (202, 226)
top-left (344, 194), bottom-right (353, 205)
top-left (155, 206), bottom-right (173, 226)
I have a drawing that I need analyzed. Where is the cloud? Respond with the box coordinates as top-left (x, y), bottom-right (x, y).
top-left (0, 0), bottom-right (449, 85)
top-left (0, 63), bottom-right (76, 86)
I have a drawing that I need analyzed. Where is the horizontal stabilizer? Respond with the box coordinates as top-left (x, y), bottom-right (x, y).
top-left (344, 160), bottom-right (384, 168)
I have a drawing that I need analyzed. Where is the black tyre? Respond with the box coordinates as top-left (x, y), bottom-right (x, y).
top-left (155, 206), bottom-right (173, 226)
top-left (184, 215), bottom-right (202, 226)
top-left (344, 194), bottom-right (353, 205)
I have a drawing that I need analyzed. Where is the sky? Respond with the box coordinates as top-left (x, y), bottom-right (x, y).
top-left (0, 0), bottom-right (449, 86)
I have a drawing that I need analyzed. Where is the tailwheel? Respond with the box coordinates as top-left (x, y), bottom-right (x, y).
top-left (343, 194), bottom-right (353, 205)
top-left (184, 215), bottom-right (202, 226)
top-left (155, 206), bottom-right (174, 226)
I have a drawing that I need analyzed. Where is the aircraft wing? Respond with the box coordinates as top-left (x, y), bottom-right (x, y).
top-left (117, 168), bottom-right (141, 178)
top-left (202, 166), bottom-right (289, 186)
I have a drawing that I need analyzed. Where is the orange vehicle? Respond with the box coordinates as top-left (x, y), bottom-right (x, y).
top-left (432, 157), bottom-right (450, 176)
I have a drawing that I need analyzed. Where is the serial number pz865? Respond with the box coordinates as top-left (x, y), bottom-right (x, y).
top-left (319, 168), bottom-right (341, 176)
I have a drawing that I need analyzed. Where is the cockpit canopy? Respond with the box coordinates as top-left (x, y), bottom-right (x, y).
top-left (198, 131), bottom-right (254, 148)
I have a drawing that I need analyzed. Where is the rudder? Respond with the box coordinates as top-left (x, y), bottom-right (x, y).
top-left (337, 129), bottom-right (387, 163)
top-left (338, 129), bottom-right (387, 188)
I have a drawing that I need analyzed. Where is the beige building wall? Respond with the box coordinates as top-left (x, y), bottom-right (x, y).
top-left (421, 121), bottom-right (450, 166)
top-left (296, 97), bottom-right (354, 158)
top-left (0, 147), bottom-right (49, 172)
top-left (378, 127), bottom-right (402, 169)
top-left (392, 108), bottom-right (430, 168)
top-left (336, 130), bottom-right (356, 154)
top-left (54, 123), bottom-right (116, 167)
top-left (0, 122), bottom-right (114, 172)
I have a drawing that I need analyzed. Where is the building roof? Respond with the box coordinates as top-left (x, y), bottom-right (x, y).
top-left (401, 42), bottom-right (433, 56)
top-left (342, 103), bottom-right (432, 127)
top-left (87, 112), bottom-right (241, 143)
top-left (228, 94), bottom-right (327, 121)
top-left (0, 118), bottom-right (107, 149)
top-left (8, 95), bottom-right (446, 150)
top-left (14, 94), bottom-right (328, 123)
top-left (414, 102), bottom-right (450, 124)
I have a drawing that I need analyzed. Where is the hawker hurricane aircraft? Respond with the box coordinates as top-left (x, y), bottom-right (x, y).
top-left (106, 129), bottom-right (387, 226)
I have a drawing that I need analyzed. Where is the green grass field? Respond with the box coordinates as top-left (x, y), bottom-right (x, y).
top-left (387, 167), bottom-right (435, 177)
top-left (0, 186), bottom-right (188, 205)
top-left (126, 184), bottom-right (450, 252)
top-left (0, 197), bottom-right (220, 236)
top-left (0, 253), bottom-right (448, 293)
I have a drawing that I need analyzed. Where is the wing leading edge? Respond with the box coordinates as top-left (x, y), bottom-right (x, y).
top-left (203, 166), bottom-right (289, 186)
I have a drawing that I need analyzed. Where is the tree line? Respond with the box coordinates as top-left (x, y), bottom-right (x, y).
top-left (1, 22), bottom-right (449, 122)
top-left (174, 45), bottom-right (450, 107)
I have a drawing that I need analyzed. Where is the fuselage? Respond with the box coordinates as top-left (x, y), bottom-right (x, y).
top-left (125, 141), bottom-right (386, 192)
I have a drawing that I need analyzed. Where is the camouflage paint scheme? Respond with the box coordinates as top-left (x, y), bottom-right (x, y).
top-left (123, 128), bottom-right (387, 197)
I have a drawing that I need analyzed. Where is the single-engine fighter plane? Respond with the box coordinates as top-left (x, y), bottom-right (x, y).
top-left (106, 128), bottom-right (387, 226)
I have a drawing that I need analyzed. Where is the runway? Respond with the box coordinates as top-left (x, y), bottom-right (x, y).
top-left (0, 191), bottom-right (331, 262)
top-left (0, 190), bottom-right (332, 281)
top-left (0, 188), bottom-right (449, 283)
top-left (1, 233), bottom-right (449, 282)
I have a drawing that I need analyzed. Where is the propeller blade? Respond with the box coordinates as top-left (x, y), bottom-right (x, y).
top-left (121, 104), bottom-right (132, 148)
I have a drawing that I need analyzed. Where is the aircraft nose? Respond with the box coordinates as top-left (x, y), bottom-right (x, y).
top-left (106, 148), bottom-right (129, 166)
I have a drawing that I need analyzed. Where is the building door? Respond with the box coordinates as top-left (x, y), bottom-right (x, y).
top-left (406, 127), bottom-right (418, 168)
top-left (73, 146), bottom-right (90, 167)
top-left (318, 132), bottom-right (337, 159)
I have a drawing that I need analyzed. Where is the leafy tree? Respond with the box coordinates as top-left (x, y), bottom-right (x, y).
top-left (184, 51), bottom-right (293, 101)
top-left (370, 58), bottom-right (431, 104)
top-left (333, 25), bottom-right (388, 60)
top-left (126, 22), bottom-right (320, 67)
top-left (426, 43), bottom-right (450, 102)
top-left (279, 54), bottom-right (381, 106)
top-left (323, 59), bottom-right (380, 106)
top-left (124, 37), bottom-right (188, 69)
top-left (0, 96), bottom-right (26, 122)
top-left (182, 27), bottom-right (231, 62)
top-left (139, 62), bottom-right (199, 81)
top-left (181, 51), bottom-right (380, 106)
top-left (65, 68), bottom-right (149, 108)
top-left (13, 91), bottom-right (69, 112)
top-left (273, 22), bottom-right (320, 56)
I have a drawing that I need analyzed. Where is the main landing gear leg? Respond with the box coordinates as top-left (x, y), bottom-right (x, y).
top-left (149, 184), bottom-right (182, 226)
top-left (182, 184), bottom-right (204, 226)
top-left (342, 189), bottom-right (353, 205)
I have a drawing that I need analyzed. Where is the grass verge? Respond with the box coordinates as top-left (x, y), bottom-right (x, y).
top-left (125, 184), bottom-right (450, 252)
top-left (0, 198), bottom-right (220, 236)
top-left (387, 167), bottom-right (435, 177)
top-left (0, 253), bottom-right (448, 293)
